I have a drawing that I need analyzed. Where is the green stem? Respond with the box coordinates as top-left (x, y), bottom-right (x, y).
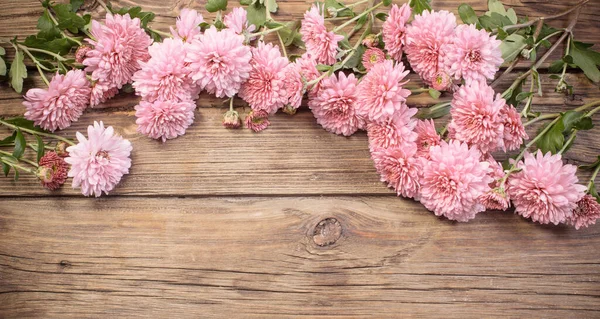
top-left (229, 97), bottom-right (234, 112)
top-left (410, 88), bottom-right (430, 94)
top-left (151, 29), bottom-right (173, 38)
top-left (0, 120), bottom-right (75, 146)
top-left (17, 44), bottom-right (67, 61)
top-left (558, 129), bottom-right (577, 154)
top-left (0, 156), bottom-right (36, 174)
top-left (332, 1), bottom-right (383, 33)
top-left (342, 0), bottom-right (370, 10)
top-left (515, 117), bottom-right (561, 163)
top-left (277, 31), bottom-right (288, 58)
top-left (253, 25), bottom-right (285, 37)
top-left (588, 164), bottom-right (600, 190)
top-left (524, 113), bottom-right (560, 127)
top-left (501, 0), bottom-right (589, 32)
top-left (0, 150), bottom-right (38, 167)
top-left (520, 74), bottom-right (535, 117)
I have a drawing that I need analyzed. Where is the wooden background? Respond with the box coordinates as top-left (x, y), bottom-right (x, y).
top-left (1, 0), bottom-right (600, 317)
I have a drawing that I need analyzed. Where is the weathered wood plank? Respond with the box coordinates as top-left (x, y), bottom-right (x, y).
top-left (0, 196), bottom-right (599, 318)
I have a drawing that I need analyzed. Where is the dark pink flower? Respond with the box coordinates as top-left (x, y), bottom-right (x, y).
top-left (36, 151), bottom-right (69, 190)
top-left (567, 194), bottom-right (600, 230)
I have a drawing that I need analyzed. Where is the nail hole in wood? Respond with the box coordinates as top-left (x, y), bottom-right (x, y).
top-left (313, 218), bottom-right (342, 247)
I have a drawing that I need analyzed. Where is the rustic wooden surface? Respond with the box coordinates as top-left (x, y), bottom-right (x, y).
top-left (1, 0), bottom-right (600, 318)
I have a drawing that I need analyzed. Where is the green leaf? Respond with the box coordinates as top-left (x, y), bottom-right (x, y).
top-left (9, 49), bottom-right (27, 93)
top-left (206, 0), bottom-right (228, 12)
top-left (531, 68), bottom-right (543, 96)
top-left (13, 168), bottom-right (19, 181)
top-left (37, 10), bottom-right (56, 32)
top-left (409, 0), bottom-right (431, 15)
top-left (589, 181), bottom-right (600, 203)
top-left (458, 4), bottom-right (478, 25)
top-left (428, 89), bottom-right (441, 99)
top-left (416, 102), bottom-right (450, 119)
top-left (3, 117), bottom-right (47, 132)
top-left (324, 0), bottom-right (354, 17)
top-left (1, 162), bottom-right (9, 177)
top-left (240, 0), bottom-right (254, 4)
top-left (278, 21), bottom-right (300, 46)
top-left (383, 0), bottom-right (392, 6)
top-left (375, 12), bottom-right (388, 21)
top-left (35, 135), bottom-right (45, 163)
top-left (316, 64), bottom-right (332, 72)
top-left (53, 3), bottom-right (87, 33)
top-left (515, 91), bottom-right (533, 102)
top-left (487, 0), bottom-right (507, 15)
top-left (0, 56), bottom-right (5, 76)
top-left (500, 33), bottom-right (526, 62)
top-left (265, 0), bottom-right (277, 13)
top-left (13, 128), bottom-right (26, 159)
top-left (70, 0), bottom-right (84, 11)
top-left (536, 120), bottom-right (564, 154)
top-left (24, 36), bottom-right (74, 56)
top-left (342, 45), bottom-right (366, 70)
top-left (580, 156), bottom-right (600, 170)
top-left (573, 116), bottom-right (593, 130)
top-left (0, 46), bottom-right (5, 55)
top-left (506, 8), bottom-right (518, 24)
top-left (548, 60), bottom-right (564, 74)
top-left (570, 40), bottom-right (600, 82)
top-left (246, 2), bottom-right (267, 28)
top-left (561, 110), bottom-right (585, 132)
top-left (0, 131), bottom-right (16, 146)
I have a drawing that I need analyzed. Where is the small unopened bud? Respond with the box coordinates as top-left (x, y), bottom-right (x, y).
top-left (245, 110), bottom-right (270, 132)
top-left (222, 110), bottom-right (241, 129)
top-left (282, 105), bottom-right (297, 115)
top-left (430, 71), bottom-right (452, 92)
top-left (362, 34), bottom-right (379, 48)
top-left (75, 45), bottom-right (92, 64)
top-left (55, 141), bottom-right (69, 157)
top-left (327, 7), bottom-right (338, 18)
top-left (555, 80), bottom-right (568, 93)
top-left (36, 166), bottom-right (53, 184)
top-left (520, 48), bottom-right (531, 59)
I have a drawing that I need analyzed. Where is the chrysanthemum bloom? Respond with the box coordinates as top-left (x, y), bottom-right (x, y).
top-left (75, 45), bottom-right (91, 63)
top-left (367, 105), bottom-right (418, 151)
top-left (224, 7), bottom-right (256, 38)
top-left (480, 188), bottom-right (510, 211)
top-left (355, 60), bottom-right (411, 123)
top-left (371, 144), bottom-right (422, 198)
top-left (500, 104), bottom-right (528, 151)
top-left (485, 155), bottom-right (505, 187)
top-left (65, 121), bottom-right (132, 197)
top-left (362, 47), bottom-right (386, 71)
top-left (507, 151), bottom-right (587, 225)
top-left (245, 110), bottom-right (271, 132)
top-left (55, 142), bottom-right (69, 157)
top-left (296, 54), bottom-right (321, 97)
top-left (223, 110), bottom-right (241, 129)
top-left (36, 151), bottom-right (69, 190)
top-left (84, 14), bottom-right (152, 89)
top-left (170, 8), bottom-right (204, 43)
top-left (186, 26), bottom-right (252, 98)
top-left (308, 72), bottom-right (363, 136)
top-left (135, 99), bottom-right (196, 142)
top-left (444, 24), bottom-right (503, 83)
top-left (419, 140), bottom-right (492, 222)
top-left (132, 38), bottom-right (195, 103)
top-left (448, 80), bottom-right (505, 153)
top-left (89, 80), bottom-right (119, 108)
top-left (430, 71), bottom-right (452, 91)
top-left (239, 42), bottom-right (289, 114)
top-left (405, 10), bottom-right (456, 83)
top-left (301, 5), bottom-right (344, 65)
top-left (567, 194), bottom-right (600, 230)
top-left (284, 63), bottom-right (305, 111)
top-left (414, 119), bottom-right (440, 158)
top-left (23, 70), bottom-right (91, 132)
top-left (383, 3), bottom-right (411, 61)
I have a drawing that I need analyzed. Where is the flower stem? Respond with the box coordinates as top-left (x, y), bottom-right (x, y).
top-left (151, 29), bottom-right (173, 39)
top-left (332, 1), bottom-right (383, 33)
top-left (524, 113), bottom-right (560, 127)
top-left (277, 30), bottom-right (288, 58)
top-left (229, 97), bottom-right (235, 112)
top-left (0, 156), bottom-right (36, 174)
top-left (558, 129), bottom-right (577, 155)
top-left (253, 25), bottom-right (285, 37)
top-left (342, 0), bottom-right (370, 10)
top-left (0, 120), bottom-right (75, 146)
top-left (0, 149), bottom-right (38, 167)
top-left (588, 164), bottom-right (600, 190)
top-left (501, 0), bottom-right (589, 32)
top-left (17, 44), bottom-right (67, 61)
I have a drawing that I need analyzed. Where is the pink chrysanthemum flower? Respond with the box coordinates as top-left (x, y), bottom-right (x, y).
top-left (415, 119), bottom-right (440, 158)
top-left (245, 110), bottom-right (271, 132)
top-left (90, 80), bottom-right (119, 107)
top-left (284, 63), bottom-right (304, 111)
top-left (186, 26), bottom-right (252, 98)
top-left (308, 72), bottom-right (363, 136)
top-left (23, 70), bottom-right (91, 132)
top-left (132, 38), bottom-right (195, 103)
top-left (65, 121), bottom-right (132, 197)
top-left (500, 104), bottom-right (528, 151)
top-left (224, 7), bottom-right (256, 37)
top-left (567, 195), bottom-right (600, 230)
top-left (36, 151), bottom-right (69, 191)
top-left (507, 151), bottom-right (587, 225)
top-left (371, 144), bottom-right (422, 198)
top-left (480, 188), bottom-right (510, 211)
top-left (135, 99), bottom-right (196, 142)
top-left (171, 8), bottom-right (204, 43)
top-left (75, 45), bottom-right (91, 63)
top-left (84, 14), bottom-right (152, 89)
top-left (367, 105), bottom-right (418, 151)
top-left (239, 42), bottom-right (289, 114)
top-left (420, 140), bottom-right (492, 222)
top-left (448, 80), bottom-right (505, 153)
top-left (485, 155), bottom-right (505, 187)
top-left (444, 24), bottom-right (503, 83)
top-left (405, 10), bottom-right (456, 83)
top-left (362, 47), bottom-right (386, 71)
top-left (355, 60), bottom-right (411, 123)
top-left (383, 3), bottom-right (411, 61)
top-left (301, 5), bottom-right (344, 65)
top-left (296, 54), bottom-right (321, 97)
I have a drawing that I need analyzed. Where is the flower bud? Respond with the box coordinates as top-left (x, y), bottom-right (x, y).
top-left (75, 45), bottom-right (92, 64)
top-left (222, 110), bottom-right (241, 129)
top-left (282, 105), bottom-right (297, 115)
top-left (430, 71), bottom-right (452, 92)
top-left (55, 141), bottom-right (69, 157)
top-left (362, 34), bottom-right (380, 48)
top-left (327, 7), bottom-right (338, 18)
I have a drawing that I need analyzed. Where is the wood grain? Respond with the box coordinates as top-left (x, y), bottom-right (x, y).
top-left (1, 197), bottom-right (599, 318)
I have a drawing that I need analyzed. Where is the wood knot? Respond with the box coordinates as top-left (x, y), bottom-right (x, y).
top-left (313, 218), bottom-right (342, 247)
top-left (59, 260), bottom-right (72, 269)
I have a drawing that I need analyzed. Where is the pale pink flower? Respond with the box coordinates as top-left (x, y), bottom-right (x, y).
top-left (444, 24), bottom-right (503, 83)
top-left (296, 54), bottom-right (321, 97)
top-left (362, 47), bottom-right (386, 71)
top-left (224, 7), bottom-right (256, 37)
top-left (284, 63), bottom-right (304, 110)
top-left (480, 188), bottom-right (510, 211)
top-left (500, 104), bottom-right (528, 151)
top-left (448, 81), bottom-right (505, 153)
top-left (84, 14), bottom-right (152, 89)
top-left (507, 151), bottom-right (586, 225)
top-left (245, 110), bottom-right (271, 132)
top-left (65, 121), bottom-right (132, 197)
top-left (23, 70), bottom-right (91, 132)
top-left (186, 26), bottom-right (252, 98)
top-left (567, 195), bottom-right (600, 230)
top-left (301, 5), bottom-right (344, 65)
top-left (405, 10), bottom-right (456, 83)
top-left (90, 80), bottom-right (119, 108)
top-left (239, 42), bottom-right (289, 114)
top-left (223, 110), bottom-right (241, 129)
top-left (355, 60), bottom-right (411, 123)
top-left (135, 99), bottom-right (196, 142)
top-left (171, 8), bottom-right (204, 43)
top-left (420, 140), bottom-right (492, 222)
top-left (367, 105), bottom-right (418, 151)
top-left (308, 72), bottom-right (363, 136)
top-left (485, 155), bottom-right (505, 187)
top-left (371, 144), bottom-right (422, 198)
top-left (415, 119), bottom-right (440, 158)
top-left (383, 3), bottom-right (411, 61)
top-left (132, 38), bottom-right (195, 103)
top-left (36, 151), bottom-right (69, 191)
